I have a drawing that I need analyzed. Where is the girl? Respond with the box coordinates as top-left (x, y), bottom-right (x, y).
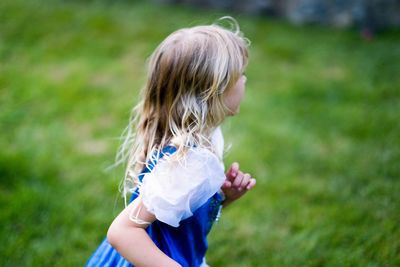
top-left (86, 17), bottom-right (256, 267)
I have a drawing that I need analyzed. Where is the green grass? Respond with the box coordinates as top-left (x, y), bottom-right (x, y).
top-left (1, 0), bottom-right (399, 266)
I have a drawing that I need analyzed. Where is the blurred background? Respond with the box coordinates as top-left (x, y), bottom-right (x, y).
top-left (0, 0), bottom-right (399, 266)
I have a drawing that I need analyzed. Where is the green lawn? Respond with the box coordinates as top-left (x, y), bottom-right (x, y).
top-left (1, 0), bottom-right (399, 266)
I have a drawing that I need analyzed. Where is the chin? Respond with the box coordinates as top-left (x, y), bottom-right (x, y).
top-left (229, 110), bottom-right (240, 116)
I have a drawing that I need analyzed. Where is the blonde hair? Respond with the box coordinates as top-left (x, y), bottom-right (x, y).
top-left (117, 17), bottom-right (249, 200)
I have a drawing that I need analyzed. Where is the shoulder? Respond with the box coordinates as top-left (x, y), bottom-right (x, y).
top-left (139, 146), bottom-right (226, 227)
top-left (211, 127), bottom-right (224, 160)
top-left (185, 146), bottom-right (224, 172)
top-left (146, 146), bottom-right (225, 183)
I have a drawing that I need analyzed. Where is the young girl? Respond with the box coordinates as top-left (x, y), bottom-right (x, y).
top-left (86, 17), bottom-right (256, 267)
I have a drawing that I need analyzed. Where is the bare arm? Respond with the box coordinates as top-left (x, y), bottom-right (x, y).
top-left (107, 198), bottom-right (182, 267)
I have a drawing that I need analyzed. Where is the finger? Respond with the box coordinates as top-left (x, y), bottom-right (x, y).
top-left (239, 173), bottom-right (251, 191)
top-left (226, 162), bottom-right (239, 180)
top-left (246, 178), bottom-right (256, 190)
top-left (232, 171), bottom-right (244, 188)
top-left (221, 180), bottom-right (232, 189)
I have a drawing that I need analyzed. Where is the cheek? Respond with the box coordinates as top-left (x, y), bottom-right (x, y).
top-left (223, 77), bottom-right (246, 114)
top-left (234, 83), bottom-right (245, 105)
top-left (226, 90), bottom-right (244, 114)
top-left (239, 85), bottom-right (245, 99)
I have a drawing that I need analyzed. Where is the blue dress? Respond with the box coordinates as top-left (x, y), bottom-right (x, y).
top-left (86, 146), bottom-right (225, 267)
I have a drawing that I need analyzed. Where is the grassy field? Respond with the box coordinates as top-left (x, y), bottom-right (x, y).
top-left (1, 0), bottom-right (399, 266)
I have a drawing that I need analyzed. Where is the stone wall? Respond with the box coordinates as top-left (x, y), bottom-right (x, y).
top-left (154, 0), bottom-right (400, 29)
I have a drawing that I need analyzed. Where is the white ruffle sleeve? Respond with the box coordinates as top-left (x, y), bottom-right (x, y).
top-left (139, 147), bottom-right (226, 227)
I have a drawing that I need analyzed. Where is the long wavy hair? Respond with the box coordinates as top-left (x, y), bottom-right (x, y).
top-left (117, 17), bottom-right (249, 200)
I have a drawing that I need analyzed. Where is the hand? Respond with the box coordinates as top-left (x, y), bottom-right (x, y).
top-left (221, 162), bottom-right (256, 207)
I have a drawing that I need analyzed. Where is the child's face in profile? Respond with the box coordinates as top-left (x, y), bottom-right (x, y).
top-left (223, 74), bottom-right (247, 116)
